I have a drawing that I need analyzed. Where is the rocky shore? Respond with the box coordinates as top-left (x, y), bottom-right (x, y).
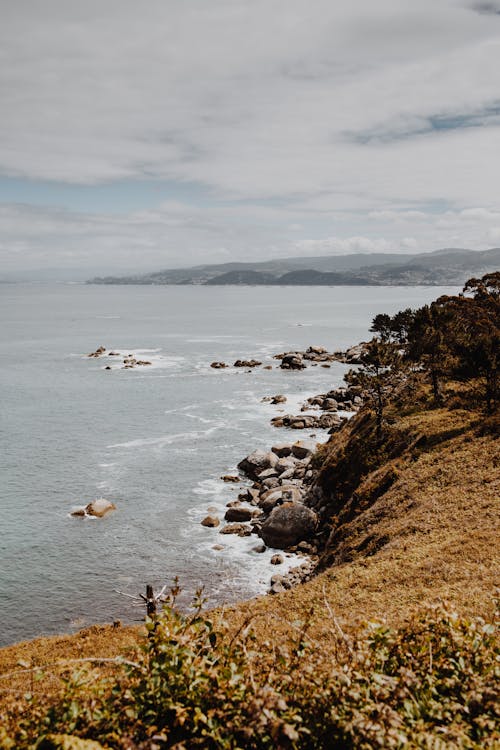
top-left (200, 344), bottom-right (367, 594)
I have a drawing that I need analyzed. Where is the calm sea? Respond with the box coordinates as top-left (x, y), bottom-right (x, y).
top-left (0, 283), bottom-right (458, 646)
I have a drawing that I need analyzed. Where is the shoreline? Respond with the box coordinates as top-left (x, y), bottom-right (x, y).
top-left (198, 344), bottom-right (366, 596)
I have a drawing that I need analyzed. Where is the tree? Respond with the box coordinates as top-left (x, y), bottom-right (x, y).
top-left (406, 303), bottom-right (452, 405)
top-left (345, 338), bottom-right (401, 444)
top-left (440, 273), bottom-right (499, 412)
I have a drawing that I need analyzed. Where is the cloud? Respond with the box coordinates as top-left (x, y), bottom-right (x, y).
top-left (1, 1), bottom-right (500, 271)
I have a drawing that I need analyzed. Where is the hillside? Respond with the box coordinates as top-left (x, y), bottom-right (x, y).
top-left (88, 247), bottom-right (500, 286)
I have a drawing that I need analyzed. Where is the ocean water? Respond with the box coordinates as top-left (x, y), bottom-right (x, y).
top-left (0, 283), bottom-right (458, 646)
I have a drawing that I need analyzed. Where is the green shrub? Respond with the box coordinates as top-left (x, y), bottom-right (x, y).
top-left (3, 592), bottom-right (498, 749)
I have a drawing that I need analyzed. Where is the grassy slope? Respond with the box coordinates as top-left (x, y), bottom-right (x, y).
top-left (1, 389), bottom-right (498, 714)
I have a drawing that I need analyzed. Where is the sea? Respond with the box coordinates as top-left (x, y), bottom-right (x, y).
top-left (0, 283), bottom-right (459, 646)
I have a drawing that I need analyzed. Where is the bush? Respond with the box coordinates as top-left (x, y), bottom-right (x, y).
top-left (2, 590), bottom-right (498, 749)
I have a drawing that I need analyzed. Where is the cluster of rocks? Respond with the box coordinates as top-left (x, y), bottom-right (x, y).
top-left (86, 346), bottom-right (152, 370)
top-left (273, 343), bottom-right (368, 370)
top-left (210, 359), bottom-right (265, 369)
top-left (71, 497), bottom-right (116, 518)
top-left (201, 440), bottom-right (323, 592)
top-left (87, 346), bottom-right (107, 358)
top-left (271, 412), bottom-right (343, 430)
top-left (305, 384), bottom-right (364, 413)
top-left (120, 356), bottom-right (152, 370)
top-left (234, 359), bottom-right (262, 368)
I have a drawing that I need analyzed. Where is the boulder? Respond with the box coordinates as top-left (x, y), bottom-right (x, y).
top-left (271, 443), bottom-right (292, 458)
top-left (257, 467), bottom-right (279, 480)
top-left (280, 353), bottom-right (305, 370)
top-left (271, 394), bottom-right (287, 404)
top-left (85, 498), bottom-right (116, 518)
top-left (270, 553), bottom-right (284, 565)
top-left (221, 475), bottom-right (240, 483)
top-left (258, 485), bottom-right (302, 513)
top-left (70, 508), bottom-right (86, 517)
top-left (210, 361), bottom-right (227, 369)
top-left (238, 449), bottom-right (278, 480)
top-left (291, 440), bottom-right (317, 459)
top-left (260, 502), bottom-right (318, 549)
top-left (219, 523), bottom-right (252, 537)
top-left (274, 456), bottom-right (298, 474)
top-left (253, 544), bottom-right (266, 553)
top-left (224, 506), bottom-right (257, 522)
top-left (201, 515), bottom-right (220, 528)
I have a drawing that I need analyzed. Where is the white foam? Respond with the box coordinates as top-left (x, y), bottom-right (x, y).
top-left (108, 425), bottom-right (223, 450)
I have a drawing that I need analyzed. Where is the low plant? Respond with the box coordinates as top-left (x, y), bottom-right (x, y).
top-left (2, 588), bottom-right (498, 749)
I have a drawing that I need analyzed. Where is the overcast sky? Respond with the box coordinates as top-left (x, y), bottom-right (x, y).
top-left (2, 0), bottom-right (500, 276)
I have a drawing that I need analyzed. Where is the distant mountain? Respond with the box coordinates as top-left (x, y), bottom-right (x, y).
top-left (88, 247), bottom-right (500, 286)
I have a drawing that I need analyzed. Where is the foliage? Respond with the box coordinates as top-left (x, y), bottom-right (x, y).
top-left (1, 597), bottom-right (498, 749)
top-left (346, 338), bottom-right (404, 443)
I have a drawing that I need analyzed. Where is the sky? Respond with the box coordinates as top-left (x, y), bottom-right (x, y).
top-left (1, 0), bottom-right (500, 277)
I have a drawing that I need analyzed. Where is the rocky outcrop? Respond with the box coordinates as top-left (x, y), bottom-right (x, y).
top-left (210, 361), bottom-right (227, 368)
top-left (260, 503), bottom-right (318, 549)
top-left (71, 498), bottom-right (116, 518)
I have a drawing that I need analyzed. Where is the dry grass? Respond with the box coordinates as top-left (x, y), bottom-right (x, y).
top-left (1, 388), bottom-right (498, 718)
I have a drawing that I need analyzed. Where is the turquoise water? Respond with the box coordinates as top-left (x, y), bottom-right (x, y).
top-left (0, 283), bottom-right (458, 645)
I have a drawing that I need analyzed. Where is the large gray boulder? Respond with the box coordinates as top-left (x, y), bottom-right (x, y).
top-left (260, 502), bottom-right (318, 549)
top-left (238, 449), bottom-right (278, 480)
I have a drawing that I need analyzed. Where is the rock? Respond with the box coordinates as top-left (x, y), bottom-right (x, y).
top-left (322, 398), bottom-right (338, 411)
top-left (201, 515), bottom-right (220, 527)
top-left (210, 361), bottom-right (227, 368)
top-left (224, 506), bottom-right (256, 522)
top-left (321, 364), bottom-right (331, 368)
top-left (271, 443), bottom-right (292, 458)
top-left (307, 345), bottom-right (327, 355)
top-left (238, 449), bottom-right (278, 480)
top-left (108, 351), bottom-right (120, 356)
top-left (260, 503), bottom-right (318, 549)
top-left (263, 365), bottom-right (273, 370)
top-left (291, 440), bottom-right (317, 459)
top-left (257, 467), bottom-right (279, 480)
top-left (280, 352), bottom-right (305, 370)
top-left (253, 544), bottom-right (266, 553)
top-left (135, 360), bottom-right (152, 366)
top-left (271, 394), bottom-right (287, 404)
top-left (221, 475), bottom-right (240, 483)
top-left (274, 456), bottom-right (298, 475)
top-left (87, 346), bottom-right (106, 358)
top-left (261, 477), bottom-right (280, 490)
top-left (233, 359), bottom-right (262, 368)
top-left (270, 553), bottom-right (284, 565)
top-left (220, 523), bottom-right (252, 537)
top-left (258, 485), bottom-right (302, 513)
top-left (85, 498), bottom-right (116, 518)
top-left (238, 488), bottom-right (260, 503)
top-left (212, 544), bottom-right (224, 551)
top-left (270, 581), bottom-right (286, 595)
top-left (70, 508), bottom-right (86, 517)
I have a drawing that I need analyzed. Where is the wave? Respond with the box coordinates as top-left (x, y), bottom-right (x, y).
top-left (107, 425), bottom-right (223, 450)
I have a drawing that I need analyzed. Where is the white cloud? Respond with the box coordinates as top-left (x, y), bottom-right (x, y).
top-left (1, 1), bottom-right (500, 271)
